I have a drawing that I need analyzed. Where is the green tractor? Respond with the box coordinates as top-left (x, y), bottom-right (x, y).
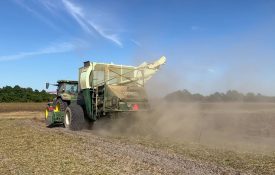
top-left (45, 56), bottom-right (166, 130)
top-left (45, 80), bottom-right (78, 126)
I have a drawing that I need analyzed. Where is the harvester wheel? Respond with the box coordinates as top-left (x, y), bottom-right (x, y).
top-left (53, 98), bottom-right (68, 112)
top-left (64, 104), bottom-right (84, 131)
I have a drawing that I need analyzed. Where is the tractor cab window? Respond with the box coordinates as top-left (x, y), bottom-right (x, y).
top-left (58, 84), bottom-right (65, 93)
top-left (65, 84), bottom-right (78, 94)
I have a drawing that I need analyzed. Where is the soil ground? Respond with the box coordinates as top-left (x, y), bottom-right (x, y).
top-left (0, 103), bottom-right (45, 112)
top-left (0, 103), bottom-right (275, 175)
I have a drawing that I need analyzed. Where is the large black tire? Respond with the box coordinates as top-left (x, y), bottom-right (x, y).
top-left (45, 107), bottom-right (53, 127)
top-left (64, 104), bottom-right (85, 131)
top-left (53, 98), bottom-right (68, 112)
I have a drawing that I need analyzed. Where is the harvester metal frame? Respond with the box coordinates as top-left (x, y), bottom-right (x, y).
top-left (45, 56), bottom-right (166, 130)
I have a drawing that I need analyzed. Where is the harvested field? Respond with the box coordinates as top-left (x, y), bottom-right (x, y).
top-left (0, 103), bottom-right (46, 112)
top-left (0, 103), bottom-right (275, 174)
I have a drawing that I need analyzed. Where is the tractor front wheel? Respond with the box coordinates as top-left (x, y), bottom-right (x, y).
top-left (64, 104), bottom-right (85, 131)
top-left (45, 107), bottom-right (52, 127)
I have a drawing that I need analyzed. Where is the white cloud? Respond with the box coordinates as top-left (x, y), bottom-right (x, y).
top-left (38, 0), bottom-right (58, 11)
top-left (38, 0), bottom-right (64, 19)
top-left (62, 0), bottom-right (123, 47)
top-left (0, 42), bottom-right (75, 61)
top-left (131, 39), bottom-right (141, 47)
top-left (13, 0), bottom-right (59, 30)
top-left (14, 0), bottom-right (123, 47)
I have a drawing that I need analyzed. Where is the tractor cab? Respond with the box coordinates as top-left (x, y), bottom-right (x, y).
top-left (56, 80), bottom-right (78, 97)
top-left (46, 80), bottom-right (78, 100)
top-left (46, 80), bottom-right (78, 112)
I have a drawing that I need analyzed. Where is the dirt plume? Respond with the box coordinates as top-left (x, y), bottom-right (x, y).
top-left (93, 102), bottom-right (275, 153)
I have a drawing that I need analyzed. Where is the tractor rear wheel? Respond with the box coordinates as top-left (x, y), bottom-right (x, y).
top-left (53, 98), bottom-right (68, 112)
top-left (64, 104), bottom-right (85, 131)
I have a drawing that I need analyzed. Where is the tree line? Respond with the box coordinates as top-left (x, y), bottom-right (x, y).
top-left (0, 85), bottom-right (54, 103)
top-left (165, 89), bottom-right (275, 103)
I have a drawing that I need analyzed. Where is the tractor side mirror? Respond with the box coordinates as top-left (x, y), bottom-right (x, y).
top-left (46, 82), bottom-right (50, 89)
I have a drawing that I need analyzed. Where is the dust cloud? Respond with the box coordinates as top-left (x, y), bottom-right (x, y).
top-left (92, 57), bottom-right (275, 152)
top-left (93, 101), bottom-right (275, 153)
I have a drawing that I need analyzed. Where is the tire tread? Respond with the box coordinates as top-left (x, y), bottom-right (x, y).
top-left (66, 103), bottom-right (85, 131)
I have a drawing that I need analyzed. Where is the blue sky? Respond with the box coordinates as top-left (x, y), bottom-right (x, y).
top-left (0, 0), bottom-right (275, 96)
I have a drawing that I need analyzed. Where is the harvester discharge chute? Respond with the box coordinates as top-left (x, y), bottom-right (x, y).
top-left (45, 56), bottom-right (166, 130)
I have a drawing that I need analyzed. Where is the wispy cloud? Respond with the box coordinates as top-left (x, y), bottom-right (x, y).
top-left (0, 42), bottom-right (75, 61)
top-left (131, 39), bottom-right (141, 47)
top-left (61, 0), bottom-right (123, 47)
top-left (38, 0), bottom-right (58, 12)
top-left (13, 0), bottom-right (59, 30)
top-left (38, 0), bottom-right (65, 20)
top-left (13, 0), bottom-right (123, 47)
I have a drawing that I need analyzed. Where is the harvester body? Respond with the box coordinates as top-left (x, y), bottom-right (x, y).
top-left (45, 56), bottom-right (166, 130)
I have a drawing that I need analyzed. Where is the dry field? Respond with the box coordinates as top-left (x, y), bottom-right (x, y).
top-left (0, 103), bottom-right (46, 112)
top-left (0, 102), bottom-right (275, 174)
